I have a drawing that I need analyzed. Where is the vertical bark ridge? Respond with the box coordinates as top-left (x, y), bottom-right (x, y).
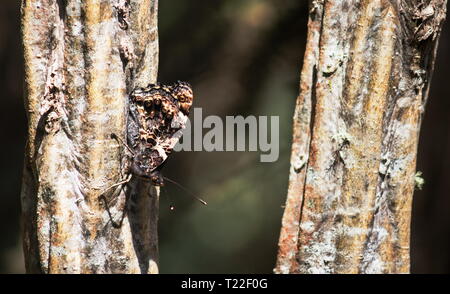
top-left (274, 1), bottom-right (324, 274)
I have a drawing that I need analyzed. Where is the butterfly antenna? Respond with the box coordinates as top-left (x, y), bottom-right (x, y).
top-left (160, 184), bottom-right (176, 211)
top-left (163, 176), bottom-right (207, 206)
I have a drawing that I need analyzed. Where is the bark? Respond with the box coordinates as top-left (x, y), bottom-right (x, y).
top-left (21, 0), bottom-right (159, 273)
top-left (275, 0), bottom-right (447, 274)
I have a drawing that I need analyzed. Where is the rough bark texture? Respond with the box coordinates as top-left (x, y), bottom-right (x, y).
top-left (275, 0), bottom-right (447, 274)
top-left (21, 0), bottom-right (159, 273)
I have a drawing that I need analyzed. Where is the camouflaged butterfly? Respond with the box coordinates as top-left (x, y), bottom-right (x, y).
top-left (102, 81), bottom-right (206, 208)
top-left (125, 81), bottom-right (193, 186)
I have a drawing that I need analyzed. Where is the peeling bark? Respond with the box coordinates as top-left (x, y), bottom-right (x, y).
top-left (21, 0), bottom-right (159, 273)
top-left (275, 0), bottom-right (447, 274)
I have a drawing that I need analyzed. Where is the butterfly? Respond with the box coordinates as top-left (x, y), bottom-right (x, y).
top-left (125, 81), bottom-right (193, 185)
top-left (102, 81), bottom-right (206, 209)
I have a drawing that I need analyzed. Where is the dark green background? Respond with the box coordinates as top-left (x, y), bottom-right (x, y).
top-left (0, 0), bottom-right (448, 273)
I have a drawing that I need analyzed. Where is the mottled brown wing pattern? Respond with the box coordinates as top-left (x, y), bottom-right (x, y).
top-left (127, 81), bottom-right (193, 185)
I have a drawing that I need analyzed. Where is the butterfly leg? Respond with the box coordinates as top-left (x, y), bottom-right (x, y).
top-left (98, 173), bottom-right (133, 228)
top-left (98, 173), bottom-right (132, 200)
top-left (110, 133), bottom-right (135, 156)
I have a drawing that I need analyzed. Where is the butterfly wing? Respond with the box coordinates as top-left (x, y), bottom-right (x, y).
top-left (127, 82), bottom-right (193, 178)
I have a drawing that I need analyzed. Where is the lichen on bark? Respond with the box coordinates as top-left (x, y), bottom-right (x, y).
top-left (275, 0), bottom-right (447, 274)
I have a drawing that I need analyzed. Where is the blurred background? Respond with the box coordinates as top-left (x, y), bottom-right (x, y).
top-left (0, 0), bottom-right (448, 273)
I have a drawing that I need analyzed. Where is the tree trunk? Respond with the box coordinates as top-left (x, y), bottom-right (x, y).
top-left (275, 0), bottom-right (447, 274)
top-left (21, 0), bottom-right (159, 273)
